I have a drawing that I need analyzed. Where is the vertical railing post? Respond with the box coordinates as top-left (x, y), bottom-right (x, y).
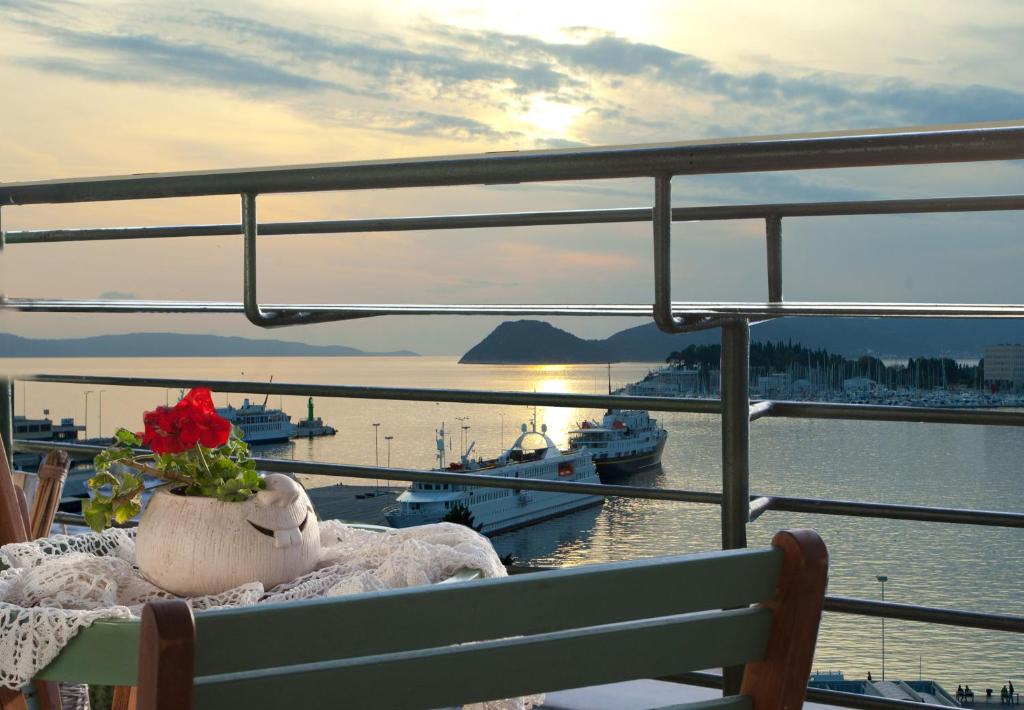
top-left (720, 317), bottom-right (750, 696)
top-left (0, 377), bottom-right (13, 469)
top-left (0, 206), bottom-right (11, 468)
top-left (766, 215), bottom-right (783, 302)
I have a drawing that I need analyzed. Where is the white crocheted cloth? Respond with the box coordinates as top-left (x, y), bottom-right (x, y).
top-left (0, 521), bottom-right (540, 709)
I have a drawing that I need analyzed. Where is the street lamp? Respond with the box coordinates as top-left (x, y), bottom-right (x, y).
top-left (385, 435), bottom-right (394, 468)
top-left (372, 423), bottom-right (381, 466)
top-left (98, 390), bottom-right (107, 439)
top-left (83, 390), bottom-right (93, 439)
top-left (372, 423), bottom-right (381, 491)
top-left (877, 574), bottom-right (888, 681)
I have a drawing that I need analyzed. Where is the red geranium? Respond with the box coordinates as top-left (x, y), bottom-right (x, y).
top-left (142, 387), bottom-right (232, 454)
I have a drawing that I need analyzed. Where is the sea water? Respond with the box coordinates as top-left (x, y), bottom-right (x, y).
top-left (5, 355), bottom-right (1022, 689)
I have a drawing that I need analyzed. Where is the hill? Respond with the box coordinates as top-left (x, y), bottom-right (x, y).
top-left (0, 333), bottom-right (418, 358)
top-left (460, 318), bottom-right (1024, 364)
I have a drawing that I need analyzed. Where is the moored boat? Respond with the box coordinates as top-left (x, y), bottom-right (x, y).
top-left (216, 398), bottom-right (296, 444)
top-left (385, 421), bottom-right (602, 535)
top-left (568, 409), bottom-right (667, 481)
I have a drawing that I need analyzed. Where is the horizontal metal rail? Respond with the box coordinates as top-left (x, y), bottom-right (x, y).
top-left (16, 440), bottom-right (1024, 528)
top-left (10, 194), bottom-right (1024, 244)
top-left (12, 298), bottom-right (1024, 319)
top-left (824, 597), bottom-right (1024, 634)
top-left (666, 672), bottom-right (970, 710)
top-left (21, 375), bottom-right (1024, 428)
top-left (3, 124), bottom-right (1022, 205)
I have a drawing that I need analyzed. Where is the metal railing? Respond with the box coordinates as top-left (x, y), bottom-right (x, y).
top-left (3, 121), bottom-right (1024, 707)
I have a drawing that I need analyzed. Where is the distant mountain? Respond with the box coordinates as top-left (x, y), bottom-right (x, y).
top-left (460, 318), bottom-right (1024, 364)
top-left (459, 321), bottom-right (613, 364)
top-left (0, 333), bottom-right (418, 358)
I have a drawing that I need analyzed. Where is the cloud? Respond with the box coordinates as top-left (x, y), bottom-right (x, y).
top-left (4, 2), bottom-right (1023, 148)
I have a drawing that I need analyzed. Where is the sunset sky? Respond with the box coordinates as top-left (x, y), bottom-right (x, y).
top-left (2, 0), bottom-right (1023, 354)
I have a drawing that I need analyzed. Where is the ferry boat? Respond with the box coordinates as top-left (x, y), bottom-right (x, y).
top-left (216, 397), bottom-right (296, 444)
top-left (385, 421), bottom-right (603, 535)
top-left (568, 410), bottom-right (667, 481)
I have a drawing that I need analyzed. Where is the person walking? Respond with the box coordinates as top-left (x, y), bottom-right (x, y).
top-left (1009, 681), bottom-right (1016, 705)
top-left (1002, 686), bottom-right (1009, 704)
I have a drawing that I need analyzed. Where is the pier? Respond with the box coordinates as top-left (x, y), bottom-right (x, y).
top-left (306, 483), bottom-right (401, 526)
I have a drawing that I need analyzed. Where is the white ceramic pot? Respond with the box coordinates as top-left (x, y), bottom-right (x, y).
top-left (135, 473), bottom-right (320, 597)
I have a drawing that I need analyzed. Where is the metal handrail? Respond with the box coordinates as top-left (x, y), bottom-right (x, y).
top-left (16, 438), bottom-right (1024, 529)
top-left (3, 123), bottom-right (1022, 205)
top-left (7, 194), bottom-right (1024, 244)
top-left (4, 122), bottom-right (1024, 697)
top-left (22, 374), bottom-right (1024, 427)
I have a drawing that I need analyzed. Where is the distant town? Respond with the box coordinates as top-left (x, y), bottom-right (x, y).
top-left (620, 342), bottom-right (1024, 407)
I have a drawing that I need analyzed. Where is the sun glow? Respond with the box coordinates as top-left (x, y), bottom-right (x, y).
top-left (531, 376), bottom-right (577, 448)
top-left (521, 97), bottom-right (584, 138)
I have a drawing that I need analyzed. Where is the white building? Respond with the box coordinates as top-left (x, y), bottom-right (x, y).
top-left (984, 344), bottom-right (1024, 387)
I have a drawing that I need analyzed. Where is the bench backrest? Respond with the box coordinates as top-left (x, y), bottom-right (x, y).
top-left (137, 528), bottom-right (828, 710)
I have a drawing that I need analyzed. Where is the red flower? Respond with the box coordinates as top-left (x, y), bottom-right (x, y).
top-left (142, 387), bottom-right (232, 454)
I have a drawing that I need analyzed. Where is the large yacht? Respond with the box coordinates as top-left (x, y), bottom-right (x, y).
top-left (216, 397), bottom-right (296, 444)
top-left (568, 410), bottom-right (667, 481)
top-left (385, 421), bottom-right (603, 535)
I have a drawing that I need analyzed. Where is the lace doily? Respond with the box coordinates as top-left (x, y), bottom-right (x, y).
top-left (0, 521), bottom-right (540, 709)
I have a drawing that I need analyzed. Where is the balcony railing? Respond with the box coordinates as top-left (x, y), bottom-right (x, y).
top-left (2, 121), bottom-right (1023, 709)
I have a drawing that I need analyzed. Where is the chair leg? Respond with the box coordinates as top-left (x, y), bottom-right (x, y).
top-left (0, 687), bottom-right (28, 710)
top-left (112, 686), bottom-right (137, 710)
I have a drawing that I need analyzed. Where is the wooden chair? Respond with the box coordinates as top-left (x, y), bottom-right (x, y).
top-left (135, 529), bottom-right (828, 710)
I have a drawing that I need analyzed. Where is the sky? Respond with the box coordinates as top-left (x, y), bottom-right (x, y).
top-left (1, 0), bottom-right (1023, 354)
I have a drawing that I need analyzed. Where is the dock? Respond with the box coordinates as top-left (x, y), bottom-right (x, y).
top-left (307, 483), bottom-right (402, 526)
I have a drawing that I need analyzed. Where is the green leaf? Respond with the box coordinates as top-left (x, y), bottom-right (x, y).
top-left (82, 500), bottom-right (113, 532)
top-left (87, 471), bottom-right (119, 490)
top-left (113, 500), bottom-right (141, 524)
top-left (114, 428), bottom-right (142, 446)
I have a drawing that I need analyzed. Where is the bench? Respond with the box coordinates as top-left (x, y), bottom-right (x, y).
top-left (136, 528), bottom-right (828, 710)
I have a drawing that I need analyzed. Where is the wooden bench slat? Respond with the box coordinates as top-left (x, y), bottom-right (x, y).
top-left (194, 608), bottom-right (773, 710)
top-left (655, 697), bottom-right (753, 710)
top-left (36, 618), bottom-right (141, 685)
top-left (194, 546), bottom-right (783, 675)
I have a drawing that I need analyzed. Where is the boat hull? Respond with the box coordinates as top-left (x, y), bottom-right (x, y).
top-left (594, 437), bottom-right (666, 482)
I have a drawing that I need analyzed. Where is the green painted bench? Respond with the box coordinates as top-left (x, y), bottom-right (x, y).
top-left (27, 524), bottom-right (481, 690)
top-left (134, 529), bottom-right (828, 710)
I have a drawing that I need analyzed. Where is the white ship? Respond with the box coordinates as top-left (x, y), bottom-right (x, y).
top-left (568, 409), bottom-right (667, 482)
top-left (385, 421), bottom-right (603, 535)
top-left (216, 397), bottom-right (296, 444)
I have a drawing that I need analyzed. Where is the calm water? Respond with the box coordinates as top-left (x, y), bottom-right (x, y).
top-left (6, 355), bottom-right (1023, 689)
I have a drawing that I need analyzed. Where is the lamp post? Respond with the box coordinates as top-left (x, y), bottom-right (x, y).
top-left (83, 390), bottom-right (93, 439)
top-left (98, 390), bottom-right (107, 439)
top-left (385, 435), bottom-right (393, 468)
top-left (372, 422), bottom-right (381, 491)
top-left (877, 574), bottom-right (888, 681)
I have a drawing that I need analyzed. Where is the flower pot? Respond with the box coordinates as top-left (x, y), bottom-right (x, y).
top-left (135, 474), bottom-right (320, 596)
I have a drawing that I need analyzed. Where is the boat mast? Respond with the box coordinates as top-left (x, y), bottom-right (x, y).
top-left (436, 424), bottom-right (446, 469)
top-left (262, 376), bottom-right (274, 407)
